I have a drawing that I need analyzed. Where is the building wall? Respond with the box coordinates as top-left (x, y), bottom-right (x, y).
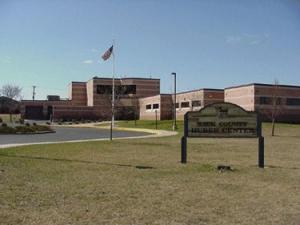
top-left (21, 77), bottom-right (160, 121)
top-left (254, 85), bottom-right (300, 122)
top-left (139, 95), bottom-right (162, 120)
top-left (21, 100), bottom-right (72, 119)
top-left (160, 95), bottom-right (173, 120)
top-left (68, 82), bottom-right (87, 106)
top-left (175, 89), bottom-right (224, 120)
top-left (224, 86), bottom-right (255, 111)
top-left (225, 84), bottom-right (300, 122)
top-left (90, 77), bottom-right (160, 106)
top-left (139, 90), bottom-right (223, 120)
top-left (175, 90), bottom-right (204, 120)
top-left (86, 79), bottom-right (94, 106)
top-left (203, 90), bottom-right (225, 105)
top-left (52, 106), bottom-right (105, 120)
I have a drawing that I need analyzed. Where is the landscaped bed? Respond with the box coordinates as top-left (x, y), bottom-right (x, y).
top-left (0, 123), bottom-right (54, 134)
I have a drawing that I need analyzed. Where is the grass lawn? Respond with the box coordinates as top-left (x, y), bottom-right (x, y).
top-left (0, 114), bottom-right (20, 123)
top-left (116, 120), bottom-right (183, 131)
top-left (0, 121), bottom-right (299, 224)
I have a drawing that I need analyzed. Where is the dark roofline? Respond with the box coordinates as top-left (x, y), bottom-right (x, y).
top-left (21, 99), bottom-right (70, 102)
top-left (71, 81), bottom-right (86, 84)
top-left (177, 88), bottom-right (224, 95)
top-left (225, 83), bottom-right (300, 90)
top-left (160, 93), bottom-right (172, 96)
top-left (92, 76), bottom-right (160, 81)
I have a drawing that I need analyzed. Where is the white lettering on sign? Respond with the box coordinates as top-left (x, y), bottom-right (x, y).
top-left (186, 103), bottom-right (258, 138)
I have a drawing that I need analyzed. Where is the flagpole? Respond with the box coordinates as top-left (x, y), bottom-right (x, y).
top-left (110, 40), bottom-right (115, 141)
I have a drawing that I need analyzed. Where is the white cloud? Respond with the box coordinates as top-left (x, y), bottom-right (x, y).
top-left (82, 59), bottom-right (94, 64)
top-left (226, 33), bottom-right (269, 45)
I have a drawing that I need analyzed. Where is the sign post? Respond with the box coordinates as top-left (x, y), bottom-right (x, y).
top-left (181, 102), bottom-right (264, 168)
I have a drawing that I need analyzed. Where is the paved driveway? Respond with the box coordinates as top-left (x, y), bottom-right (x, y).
top-left (0, 127), bottom-right (150, 147)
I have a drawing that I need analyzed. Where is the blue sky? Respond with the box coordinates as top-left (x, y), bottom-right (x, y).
top-left (0, 0), bottom-right (300, 99)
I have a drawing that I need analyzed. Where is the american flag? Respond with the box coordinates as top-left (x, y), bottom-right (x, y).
top-left (101, 45), bottom-right (113, 61)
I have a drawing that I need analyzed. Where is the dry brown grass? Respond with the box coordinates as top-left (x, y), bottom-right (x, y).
top-left (0, 123), bottom-right (299, 225)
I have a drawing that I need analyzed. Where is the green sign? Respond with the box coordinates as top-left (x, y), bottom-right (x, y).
top-left (181, 102), bottom-right (264, 168)
top-left (186, 102), bottom-right (258, 138)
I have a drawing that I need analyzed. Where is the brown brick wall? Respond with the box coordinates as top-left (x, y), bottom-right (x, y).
top-left (69, 82), bottom-right (87, 106)
top-left (139, 90), bottom-right (223, 120)
top-left (52, 105), bottom-right (108, 120)
top-left (176, 89), bottom-right (224, 120)
top-left (225, 84), bottom-right (300, 123)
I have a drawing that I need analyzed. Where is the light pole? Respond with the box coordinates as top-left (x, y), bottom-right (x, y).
top-left (171, 72), bottom-right (177, 130)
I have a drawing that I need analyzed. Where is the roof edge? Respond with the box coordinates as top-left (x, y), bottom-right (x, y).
top-left (225, 83), bottom-right (300, 90)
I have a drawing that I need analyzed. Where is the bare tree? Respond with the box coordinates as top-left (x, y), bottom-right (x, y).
top-left (259, 79), bottom-right (282, 136)
top-left (1, 84), bottom-right (22, 100)
top-left (270, 79), bottom-right (282, 136)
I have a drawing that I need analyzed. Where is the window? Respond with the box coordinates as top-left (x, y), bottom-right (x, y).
top-left (286, 98), bottom-right (300, 106)
top-left (175, 103), bottom-right (179, 108)
top-left (181, 101), bottom-right (190, 108)
top-left (97, 85), bottom-right (137, 95)
top-left (275, 97), bottom-right (281, 105)
top-left (259, 97), bottom-right (271, 105)
top-left (97, 85), bottom-right (112, 94)
top-left (117, 85), bottom-right (136, 95)
top-left (192, 100), bottom-right (201, 107)
top-left (146, 104), bottom-right (151, 110)
top-left (153, 103), bottom-right (159, 109)
top-left (260, 96), bottom-right (282, 105)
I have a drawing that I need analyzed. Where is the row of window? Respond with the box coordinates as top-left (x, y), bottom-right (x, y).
top-left (145, 100), bottom-right (202, 110)
top-left (146, 104), bottom-right (159, 110)
top-left (175, 100), bottom-right (202, 108)
top-left (96, 85), bottom-right (137, 95)
top-left (259, 97), bottom-right (300, 106)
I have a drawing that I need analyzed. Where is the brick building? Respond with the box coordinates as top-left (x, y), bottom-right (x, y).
top-left (21, 77), bottom-right (300, 123)
top-left (21, 77), bottom-right (160, 120)
top-left (139, 89), bottom-right (224, 120)
top-left (225, 83), bottom-right (300, 123)
top-left (139, 94), bottom-right (173, 120)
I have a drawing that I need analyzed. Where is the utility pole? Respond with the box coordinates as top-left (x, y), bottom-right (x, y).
top-left (171, 72), bottom-right (177, 130)
top-left (32, 85), bottom-right (36, 101)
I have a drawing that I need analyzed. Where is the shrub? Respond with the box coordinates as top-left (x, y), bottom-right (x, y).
top-left (0, 117), bottom-right (2, 123)
top-left (32, 125), bottom-right (53, 132)
top-left (33, 122), bottom-right (37, 126)
top-left (1, 123), bottom-right (7, 127)
top-left (15, 126), bottom-right (35, 133)
top-left (0, 126), bottom-right (15, 134)
top-left (46, 122), bottom-right (51, 125)
top-left (19, 118), bottom-right (25, 124)
top-left (25, 123), bottom-right (30, 127)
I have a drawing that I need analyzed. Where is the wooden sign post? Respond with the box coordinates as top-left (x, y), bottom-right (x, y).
top-left (181, 102), bottom-right (264, 168)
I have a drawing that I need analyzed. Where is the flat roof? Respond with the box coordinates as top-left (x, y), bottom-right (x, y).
top-left (92, 76), bottom-right (160, 81)
top-left (139, 94), bottom-right (171, 100)
top-left (177, 88), bottom-right (224, 95)
top-left (225, 83), bottom-right (300, 90)
top-left (71, 81), bottom-right (86, 84)
top-left (21, 99), bottom-right (70, 102)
